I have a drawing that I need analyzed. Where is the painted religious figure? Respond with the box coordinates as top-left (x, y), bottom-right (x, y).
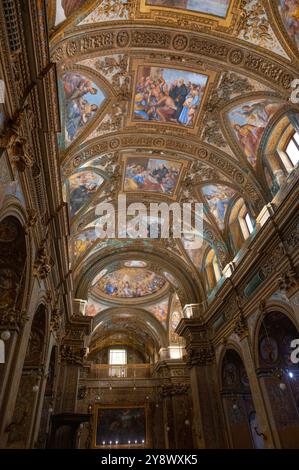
top-left (67, 171), bottom-right (104, 217)
top-left (59, 72), bottom-right (105, 147)
top-left (146, 0), bottom-right (230, 18)
top-left (54, 0), bottom-right (87, 25)
top-left (97, 268), bottom-right (166, 298)
top-left (85, 297), bottom-right (106, 317)
top-left (228, 100), bottom-right (282, 167)
top-left (95, 407), bottom-right (146, 447)
top-left (148, 300), bottom-right (169, 326)
top-left (73, 228), bottom-right (98, 257)
top-left (133, 66), bottom-right (208, 127)
top-left (259, 336), bottom-right (279, 364)
top-left (201, 185), bottom-right (235, 230)
top-left (279, 0), bottom-right (299, 49)
top-left (124, 157), bottom-right (181, 195)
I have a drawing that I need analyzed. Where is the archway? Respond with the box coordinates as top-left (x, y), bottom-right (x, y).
top-left (0, 216), bottom-right (27, 434)
top-left (7, 304), bottom-right (47, 448)
top-left (220, 349), bottom-right (264, 449)
top-left (36, 346), bottom-right (57, 448)
top-left (257, 311), bottom-right (299, 448)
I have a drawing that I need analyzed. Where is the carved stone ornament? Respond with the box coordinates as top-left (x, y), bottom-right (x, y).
top-left (233, 313), bottom-right (249, 340)
top-left (187, 344), bottom-right (215, 367)
top-left (278, 267), bottom-right (298, 295)
top-left (160, 383), bottom-right (189, 398)
top-left (33, 239), bottom-right (54, 280)
top-left (0, 306), bottom-right (29, 331)
top-left (60, 344), bottom-right (86, 366)
top-left (77, 386), bottom-right (88, 400)
top-left (50, 307), bottom-right (62, 333)
top-left (24, 209), bottom-right (38, 233)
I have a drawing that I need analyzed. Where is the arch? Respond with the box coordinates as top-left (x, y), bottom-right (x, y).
top-left (226, 197), bottom-right (255, 254)
top-left (75, 247), bottom-right (205, 308)
top-left (91, 306), bottom-right (168, 350)
top-left (6, 302), bottom-right (49, 448)
top-left (253, 300), bottom-right (299, 368)
top-left (0, 200), bottom-right (34, 316)
top-left (36, 345), bottom-right (58, 448)
top-left (254, 308), bottom-right (299, 448)
top-left (220, 348), bottom-right (264, 449)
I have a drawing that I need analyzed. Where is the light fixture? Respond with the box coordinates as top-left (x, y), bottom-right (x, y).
top-left (279, 383), bottom-right (286, 391)
top-left (184, 419), bottom-right (190, 426)
top-left (232, 403), bottom-right (238, 410)
top-left (32, 385), bottom-right (39, 393)
top-left (1, 330), bottom-right (11, 341)
top-left (288, 371), bottom-right (294, 379)
top-left (102, 441), bottom-right (106, 445)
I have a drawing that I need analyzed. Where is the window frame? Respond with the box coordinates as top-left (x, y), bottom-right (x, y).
top-left (285, 131), bottom-right (299, 168)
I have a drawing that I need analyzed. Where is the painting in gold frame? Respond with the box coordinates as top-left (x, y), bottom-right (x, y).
top-left (122, 155), bottom-right (186, 198)
top-left (131, 64), bottom-right (209, 130)
top-left (93, 404), bottom-right (148, 448)
top-left (140, 0), bottom-right (235, 28)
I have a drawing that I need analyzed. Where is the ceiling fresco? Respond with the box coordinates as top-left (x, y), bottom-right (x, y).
top-left (201, 185), bottom-right (236, 231)
top-left (93, 268), bottom-right (168, 299)
top-left (65, 170), bottom-right (104, 217)
top-left (145, 0), bottom-right (230, 18)
top-left (133, 66), bottom-right (208, 127)
top-left (228, 99), bottom-right (284, 167)
top-left (123, 157), bottom-right (183, 195)
top-left (46, 0), bottom-right (299, 346)
top-left (58, 72), bottom-right (105, 149)
top-left (279, 0), bottom-right (299, 49)
top-left (146, 297), bottom-right (169, 328)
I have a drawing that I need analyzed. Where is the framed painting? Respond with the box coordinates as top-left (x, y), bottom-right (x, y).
top-left (140, 0), bottom-right (236, 28)
top-left (144, 0), bottom-right (231, 18)
top-left (131, 64), bottom-right (209, 130)
top-left (122, 155), bottom-right (186, 198)
top-left (93, 405), bottom-right (148, 448)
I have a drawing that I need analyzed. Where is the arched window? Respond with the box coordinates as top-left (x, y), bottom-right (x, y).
top-left (263, 116), bottom-right (299, 197)
top-left (205, 249), bottom-right (222, 291)
top-left (228, 199), bottom-right (255, 253)
top-left (221, 350), bottom-right (264, 449)
top-left (238, 205), bottom-right (255, 241)
top-left (285, 131), bottom-right (299, 168)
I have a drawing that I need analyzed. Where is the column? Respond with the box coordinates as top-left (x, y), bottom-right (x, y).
top-left (177, 318), bottom-right (227, 449)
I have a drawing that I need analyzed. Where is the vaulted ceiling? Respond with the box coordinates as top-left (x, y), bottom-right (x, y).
top-left (46, 0), bottom-right (299, 349)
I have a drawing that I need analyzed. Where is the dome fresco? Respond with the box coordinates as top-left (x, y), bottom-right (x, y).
top-left (94, 268), bottom-right (167, 298)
